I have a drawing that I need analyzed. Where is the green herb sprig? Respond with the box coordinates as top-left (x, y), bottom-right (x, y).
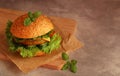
top-left (61, 52), bottom-right (77, 73)
top-left (24, 11), bottom-right (42, 26)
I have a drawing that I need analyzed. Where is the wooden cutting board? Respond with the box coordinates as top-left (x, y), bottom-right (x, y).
top-left (0, 8), bottom-right (83, 72)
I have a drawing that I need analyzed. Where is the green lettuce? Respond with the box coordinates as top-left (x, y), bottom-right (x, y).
top-left (5, 20), bottom-right (62, 57)
top-left (38, 34), bottom-right (61, 53)
top-left (6, 20), bottom-right (17, 52)
top-left (18, 45), bottom-right (40, 57)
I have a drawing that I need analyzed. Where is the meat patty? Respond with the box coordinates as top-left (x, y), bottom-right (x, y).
top-left (14, 38), bottom-right (49, 45)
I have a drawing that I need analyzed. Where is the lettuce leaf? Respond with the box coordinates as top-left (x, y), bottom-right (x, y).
top-left (6, 20), bottom-right (17, 52)
top-left (18, 46), bottom-right (40, 57)
top-left (41, 34), bottom-right (61, 53)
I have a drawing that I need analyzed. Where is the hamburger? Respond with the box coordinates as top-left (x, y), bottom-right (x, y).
top-left (5, 11), bottom-right (62, 57)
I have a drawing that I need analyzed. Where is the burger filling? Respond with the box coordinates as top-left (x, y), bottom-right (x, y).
top-left (5, 20), bottom-right (62, 57)
top-left (13, 31), bottom-right (53, 45)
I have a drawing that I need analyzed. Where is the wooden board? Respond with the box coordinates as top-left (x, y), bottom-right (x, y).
top-left (0, 8), bottom-right (83, 72)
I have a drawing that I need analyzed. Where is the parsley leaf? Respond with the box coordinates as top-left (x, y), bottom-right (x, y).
top-left (33, 11), bottom-right (41, 18)
top-left (24, 11), bottom-right (42, 26)
top-left (24, 17), bottom-right (32, 26)
top-left (61, 52), bottom-right (78, 73)
top-left (70, 64), bottom-right (77, 73)
top-left (28, 12), bottom-right (35, 21)
top-left (62, 52), bottom-right (69, 60)
top-left (28, 12), bottom-right (33, 18)
top-left (61, 61), bottom-right (70, 70)
top-left (71, 59), bottom-right (77, 65)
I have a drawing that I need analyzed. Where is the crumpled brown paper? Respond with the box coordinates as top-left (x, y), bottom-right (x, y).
top-left (0, 9), bottom-right (83, 73)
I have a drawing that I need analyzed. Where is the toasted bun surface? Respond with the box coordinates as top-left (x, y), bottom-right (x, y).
top-left (10, 14), bottom-right (54, 38)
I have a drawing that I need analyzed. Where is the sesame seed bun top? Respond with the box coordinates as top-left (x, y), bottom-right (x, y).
top-left (10, 14), bottom-right (54, 38)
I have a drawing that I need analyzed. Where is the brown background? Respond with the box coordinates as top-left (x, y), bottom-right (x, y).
top-left (0, 0), bottom-right (120, 76)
